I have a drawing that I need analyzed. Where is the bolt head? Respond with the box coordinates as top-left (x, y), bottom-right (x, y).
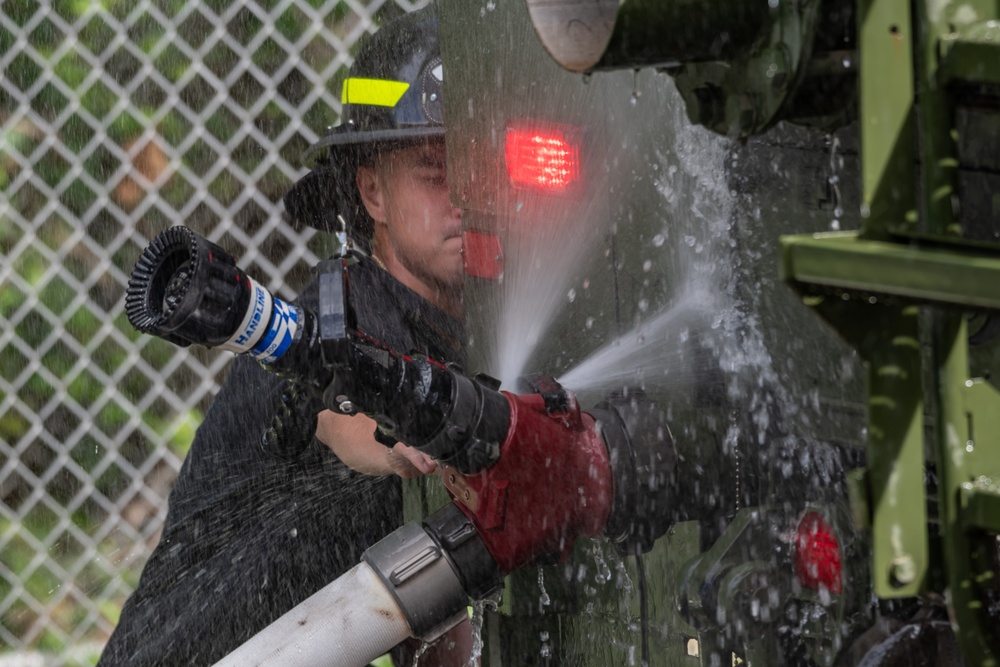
top-left (889, 554), bottom-right (917, 586)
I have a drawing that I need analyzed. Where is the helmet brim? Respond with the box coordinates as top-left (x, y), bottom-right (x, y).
top-left (302, 124), bottom-right (445, 166)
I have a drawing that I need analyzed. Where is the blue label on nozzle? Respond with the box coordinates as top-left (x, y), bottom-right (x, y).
top-left (233, 284), bottom-right (269, 347)
top-left (251, 297), bottom-right (298, 364)
top-left (218, 278), bottom-right (272, 355)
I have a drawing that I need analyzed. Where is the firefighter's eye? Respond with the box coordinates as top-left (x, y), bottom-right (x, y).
top-left (421, 170), bottom-right (448, 187)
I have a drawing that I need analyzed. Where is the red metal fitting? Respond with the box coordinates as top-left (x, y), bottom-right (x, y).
top-left (442, 390), bottom-right (613, 574)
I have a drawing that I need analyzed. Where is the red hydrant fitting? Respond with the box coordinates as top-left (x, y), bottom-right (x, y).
top-left (442, 389), bottom-right (613, 574)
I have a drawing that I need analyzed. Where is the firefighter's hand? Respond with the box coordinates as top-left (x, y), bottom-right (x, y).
top-left (386, 442), bottom-right (438, 478)
top-left (315, 410), bottom-right (437, 478)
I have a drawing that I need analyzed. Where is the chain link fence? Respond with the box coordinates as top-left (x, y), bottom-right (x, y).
top-left (1, 0), bottom-right (425, 662)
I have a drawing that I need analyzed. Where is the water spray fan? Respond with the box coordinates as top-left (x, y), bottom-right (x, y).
top-left (126, 227), bottom-right (676, 664)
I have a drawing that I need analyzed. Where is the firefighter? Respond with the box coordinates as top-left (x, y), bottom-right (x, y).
top-left (99, 6), bottom-right (473, 665)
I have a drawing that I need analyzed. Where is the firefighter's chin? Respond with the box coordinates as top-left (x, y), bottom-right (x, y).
top-left (439, 251), bottom-right (466, 291)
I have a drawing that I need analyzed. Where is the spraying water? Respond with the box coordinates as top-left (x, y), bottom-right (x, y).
top-left (489, 205), bottom-right (608, 389)
top-left (557, 285), bottom-right (715, 395)
top-left (474, 75), bottom-right (755, 406)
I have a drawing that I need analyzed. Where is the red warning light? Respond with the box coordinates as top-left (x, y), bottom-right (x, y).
top-left (504, 124), bottom-right (580, 192)
top-left (794, 511), bottom-right (843, 595)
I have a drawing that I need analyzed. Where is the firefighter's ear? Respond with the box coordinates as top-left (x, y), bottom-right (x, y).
top-left (356, 166), bottom-right (386, 223)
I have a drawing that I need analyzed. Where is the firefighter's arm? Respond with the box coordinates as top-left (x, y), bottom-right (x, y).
top-left (315, 410), bottom-right (438, 478)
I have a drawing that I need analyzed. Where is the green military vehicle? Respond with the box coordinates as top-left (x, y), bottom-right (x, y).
top-left (430, 0), bottom-right (1000, 665)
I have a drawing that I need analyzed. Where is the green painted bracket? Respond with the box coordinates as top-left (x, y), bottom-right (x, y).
top-left (780, 230), bottom-right (1000, 310)
top-left (791, 296), bottom-right (927, 598)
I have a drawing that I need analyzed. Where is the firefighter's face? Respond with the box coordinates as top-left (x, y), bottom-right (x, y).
top-left (357, 140), bottom-right (464, 299)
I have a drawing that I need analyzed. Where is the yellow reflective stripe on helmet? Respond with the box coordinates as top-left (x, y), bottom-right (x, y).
top-left (341, 78), bottom-right (410, 107)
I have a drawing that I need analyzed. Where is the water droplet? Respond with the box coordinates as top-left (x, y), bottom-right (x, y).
top-left (289, 527), bottom-right (298, 538)
top-left (567, 288), bottom-right (576, 302)
top-left (538, 569), bottom-right (551, 607)
top-left (540, 639), bottom-right (552, 658)
top-left (585, 317), bottom-right (594, 329)
top-left (830, 219), bottom-right (841, 231)
top-left (652, 233), bottom-right (665, 247)
top-left (638, 298), bottom-right (649, 312)
top-left (592, 544), bottom-right (612, 584)
top-left (642, 260), bottom-right (652, 272)
top-left (684, 235), bottom-right (697, 247)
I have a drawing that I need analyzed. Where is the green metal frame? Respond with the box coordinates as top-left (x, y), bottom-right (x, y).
top-left (780, 1), bottom-right (1000, 664)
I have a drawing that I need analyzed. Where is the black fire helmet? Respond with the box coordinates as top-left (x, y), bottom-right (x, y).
top-left (283, 6), bottom-right (445, 253)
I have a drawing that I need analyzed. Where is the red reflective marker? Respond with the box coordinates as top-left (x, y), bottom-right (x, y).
top-left (794, 510), bottom-right (843, 595)
top-left (463, 229), bottom-right (503, 280)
